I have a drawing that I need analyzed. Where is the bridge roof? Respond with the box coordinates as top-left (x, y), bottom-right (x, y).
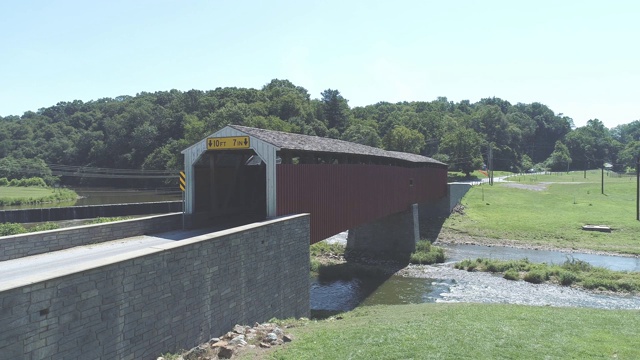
top-left (228, 125), bottom-right (445, 166)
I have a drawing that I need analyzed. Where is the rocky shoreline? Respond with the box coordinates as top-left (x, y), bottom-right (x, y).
top-left (157, 322), bottom-right (297, 360)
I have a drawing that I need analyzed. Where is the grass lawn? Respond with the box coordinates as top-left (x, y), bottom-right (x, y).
top-left (444, 170), bottom-right (640, 255)
top-left (244, 303), bottom-right (640, 360)
top-left (0, 186), bottom-right (77, 205)
top-left (0, 187), bottom-right (59, 198)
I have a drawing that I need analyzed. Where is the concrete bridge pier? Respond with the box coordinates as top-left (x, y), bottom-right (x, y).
top-left (347, 204), bottom-right (419, 255)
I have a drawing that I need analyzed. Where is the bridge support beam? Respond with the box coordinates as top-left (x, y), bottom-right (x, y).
top-left (347, 204), bottom-right (419, 254)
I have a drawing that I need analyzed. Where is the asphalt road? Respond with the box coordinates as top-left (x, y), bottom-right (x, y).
top-left (0, 227), bottom-right (222, 289)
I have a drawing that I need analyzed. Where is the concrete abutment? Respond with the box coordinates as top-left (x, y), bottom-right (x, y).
top-left (347, 204), bottom-right (420, 254)
top-left (347, 184), bottom-right (472, 253)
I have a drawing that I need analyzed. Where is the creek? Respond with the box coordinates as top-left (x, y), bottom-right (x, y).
top-left (311, 238), bottom-right (640, 316)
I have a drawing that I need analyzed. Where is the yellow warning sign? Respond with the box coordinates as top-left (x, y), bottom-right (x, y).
top-left (207, 136), bottom-right (250, 150)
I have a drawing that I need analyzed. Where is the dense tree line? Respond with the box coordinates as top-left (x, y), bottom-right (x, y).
top-left (0, 79), bottom-right (638, 185)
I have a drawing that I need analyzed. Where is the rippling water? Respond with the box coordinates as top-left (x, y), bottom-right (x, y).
top-left (311, 264), bottom-right (640, 313)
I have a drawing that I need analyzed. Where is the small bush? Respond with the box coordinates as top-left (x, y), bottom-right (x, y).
top-left (87, 216), bottom-right (133, 224)
top-left (0, 178), bottom-right (8, 186)
top-left (558, 270), bottom-right (578, 286)
top-left (409, 245), bottom-right (445, 265)
top-left (415, 240), bottom-right (432, 253)
top-left (21, 177), bottom-right (47, 187)
top-left (562, 258), bottom-right (592, 272)
top-left (0, 223), bottom-right (27, 236)
top-left (503, 269), bottom-right (520, 281)
top-left (310, 258), bottom-right (321, 272)
top-left (30, 222), bottom-right (60, 232)
top-left (310, 241), bottom-right (346, 257)
top-left (466, 263), bottom-right (477, 272)
top-left (523, 270), bottom-right (548, 284)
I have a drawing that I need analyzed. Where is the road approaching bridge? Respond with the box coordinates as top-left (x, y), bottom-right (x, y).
top-left (0, 227), bottom-right (226, 290)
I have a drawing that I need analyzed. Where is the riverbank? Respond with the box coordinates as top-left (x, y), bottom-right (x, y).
top-left (444, 173), bottom-right (640, 256)
top-left (159, 245), bottom-right (640, 359)
top-left (436, 227), bottom-right (640, 258)
top-left (233, 303), bottom-right (640, 360)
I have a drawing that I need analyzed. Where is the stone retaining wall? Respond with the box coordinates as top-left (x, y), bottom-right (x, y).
top-left (0, 213), bottom-right (182, 261)
top-left (0, 214), bottom-right (310, 359)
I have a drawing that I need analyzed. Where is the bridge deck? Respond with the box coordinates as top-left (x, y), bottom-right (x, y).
top-left (0, 226), bottom-right (231, 292)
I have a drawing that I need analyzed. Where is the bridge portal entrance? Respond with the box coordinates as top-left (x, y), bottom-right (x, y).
top-left (192, 149), bottom-right (267, 225)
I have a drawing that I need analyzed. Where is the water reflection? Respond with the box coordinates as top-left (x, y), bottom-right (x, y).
top-left (311, 275), bottom-right (453, 312)
top-left (0, 188), bottom-right (181, 210)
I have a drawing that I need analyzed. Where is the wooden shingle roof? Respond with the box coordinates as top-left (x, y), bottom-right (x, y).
top-left (229, 125), bottom-right (445, 166)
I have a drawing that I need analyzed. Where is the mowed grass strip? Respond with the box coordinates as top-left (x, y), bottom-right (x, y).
top-left (0, 186), bottom-right (59, 198)
top-left (0, 186), bottom-right (77, 205)
top-left (445, 171), bottom-right (640, 255)
top-left (249, 303), bottom-right (639, 360)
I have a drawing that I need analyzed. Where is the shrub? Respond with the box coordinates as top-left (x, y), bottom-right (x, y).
top-left (415, 240), bottom-right (432, 253)
top-left (30, 222), bottom-right (60, 232)
top-left (562, 257), bottom-right (592, 272)
top-left (0, 178), bottom-right (8, 186)
top-left (523, 270), bottom-right (548, 284)
top-left (503, 269), bottom-right (520, 281)
top-left (21, 177), bottom-right (47, 187)
top-left (0, 223), bottom-right (27, 236)
top-left (87, 216), bottom-right (133, 224)
top-left (409, 246), bottom-right (445, 265)
top-left (310, 258), bottom-right (321, 272)
top-left (558, 270), bottom-right (578, 286)
top-left (310, 241), bottom-right (346, 257)
top-left (466, 263), bottom-right (477, 272)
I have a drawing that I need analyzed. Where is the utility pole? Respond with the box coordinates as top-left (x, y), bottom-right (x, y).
top-left (636, 156), bottom-right (639, 221)
top-left (488, 143), bottom-right (494, 186)
top-left (601, 167), bottom-right (604, 195)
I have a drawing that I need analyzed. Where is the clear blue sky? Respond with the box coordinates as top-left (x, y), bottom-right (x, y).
top-left (1, 0), bottom-right (638, 128)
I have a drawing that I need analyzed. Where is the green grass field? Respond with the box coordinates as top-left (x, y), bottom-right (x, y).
top-left (0, 186), bottom-right (77, 206)
top-left (444, 170), bottom-right (640, 255)
top-left (0, 187), bottom-right (58, 198)
top-left (239, 303), bottom-right (640, 360)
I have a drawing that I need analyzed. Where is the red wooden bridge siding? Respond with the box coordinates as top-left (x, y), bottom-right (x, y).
top-left (276, 164), bottom-right (447, 244)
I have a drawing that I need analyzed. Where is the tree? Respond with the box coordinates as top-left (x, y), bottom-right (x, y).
top-left (564, 119), bottom-right (616, 169)
top-left (320, 89), bottom-right (350, 132)
top-left (545, 141), bottom-right (572, 171)
top-left (439, 128), bottom-right (484, 177)
top-left (617, 141), bottom-right (640, 171)
top-left (341, 123), bottom-right (382, 148)
top-left (383, 126), bottom-right (425, 154)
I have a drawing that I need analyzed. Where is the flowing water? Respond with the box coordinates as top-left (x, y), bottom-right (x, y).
top-left (311, 238), bottom-right (640, 315)
top-left (439, 243), bottom-right (640, 272)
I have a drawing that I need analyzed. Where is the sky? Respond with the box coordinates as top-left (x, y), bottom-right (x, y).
top-left (1, 0), bottom-right (638, 128)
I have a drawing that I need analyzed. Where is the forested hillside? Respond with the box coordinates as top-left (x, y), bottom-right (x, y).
top-left (1, 79), bottom-right (638, 186)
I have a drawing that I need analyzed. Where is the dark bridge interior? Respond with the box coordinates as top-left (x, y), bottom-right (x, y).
top-left (193, 150), bottom-right (266, 222)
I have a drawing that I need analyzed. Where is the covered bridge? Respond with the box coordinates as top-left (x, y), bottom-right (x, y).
top-left (182, 125), bottom-right (448, 246)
